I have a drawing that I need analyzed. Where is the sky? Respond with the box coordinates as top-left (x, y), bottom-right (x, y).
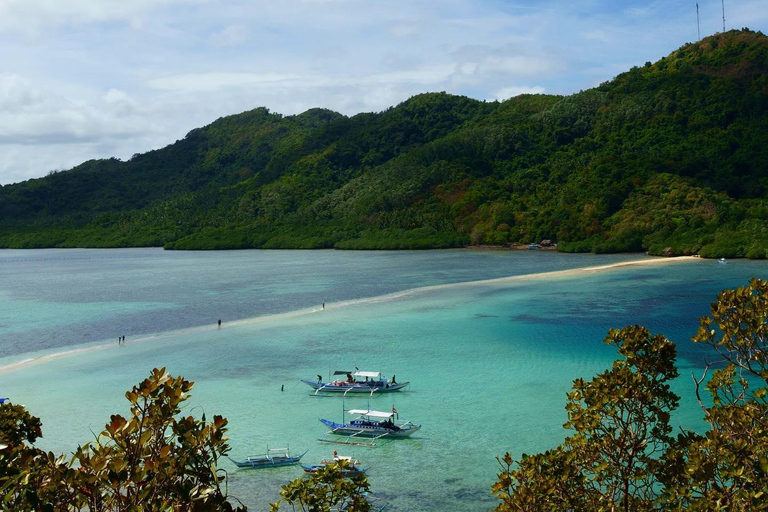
top-left (1, 0), bottom-right (767, 185)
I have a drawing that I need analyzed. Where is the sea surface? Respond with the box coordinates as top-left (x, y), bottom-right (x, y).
top-left (0, 248), bottom-right (765, 511)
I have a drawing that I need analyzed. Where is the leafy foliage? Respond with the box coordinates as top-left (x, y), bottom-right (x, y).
top-left (0, 368), bottom-right (245, 511)
top-left (493, 326), bottom-right (679, 512)
top-left (661, 278), bottom-right (768, 511)
top-left (271, 460), bottom-right (372, 512)
top-left (493, 279), bottom-right (768, 511)
top-left (1, 30), bottom-right (767, 256)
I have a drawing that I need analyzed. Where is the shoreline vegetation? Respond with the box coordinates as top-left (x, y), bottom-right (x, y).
top-left (0, 255), bottom-right (694, 375)
top-left (1, 30), bottom-right (767, 258)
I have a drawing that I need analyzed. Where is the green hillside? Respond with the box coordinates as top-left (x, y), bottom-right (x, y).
top-left (1, 29), bottom-right (767, 257)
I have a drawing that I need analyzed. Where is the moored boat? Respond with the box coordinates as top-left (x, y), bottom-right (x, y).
top-left (302, 370), bottom-right (408, 396)
top-left (228, 447), bottom-right (306, 469)
top-left (301, 454), bottom-right (368, 477)
top-left (318, 408), bottom-right (420, 446)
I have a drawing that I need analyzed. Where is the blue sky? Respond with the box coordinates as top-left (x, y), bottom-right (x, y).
top-left (1, 0), bottom-right (766, 184)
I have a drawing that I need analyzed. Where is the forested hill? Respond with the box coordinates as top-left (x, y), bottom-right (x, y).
top-left (1, 29), bottom-right (767, 257)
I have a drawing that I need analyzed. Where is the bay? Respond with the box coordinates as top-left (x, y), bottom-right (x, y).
top-left (0, 248), bottom-right (765, 511)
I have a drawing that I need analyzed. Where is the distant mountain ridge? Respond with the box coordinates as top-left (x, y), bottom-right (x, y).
top-left (1, 29), bottom-right (767, 257)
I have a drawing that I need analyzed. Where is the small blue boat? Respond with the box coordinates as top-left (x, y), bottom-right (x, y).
top-left (228, 447), bottom-right (306, 469)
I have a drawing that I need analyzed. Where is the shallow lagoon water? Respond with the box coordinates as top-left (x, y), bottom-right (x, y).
top-left (0, 249), bottom-right (766, 511)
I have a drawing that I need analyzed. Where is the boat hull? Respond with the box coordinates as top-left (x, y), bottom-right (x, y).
top-left (320, 418), bottom-right (420, 438)
top-left (230, 459), bottom-right (299, 468)
top-left (301, 464), bottom-right (368, 477)
top-left (228, 450), bottom-right (306, 469)
top-left (302, 379), bottom-right (409, 393)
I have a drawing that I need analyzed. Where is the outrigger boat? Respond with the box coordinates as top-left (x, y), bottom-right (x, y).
top-left (318, 408), bottom-right (420, 446)
top-left (303, 370), bottom-right (408, 396)
top-left (301, 455), bottom-right (368, 477)
top-left (228, 447), bottom-right (307, 469)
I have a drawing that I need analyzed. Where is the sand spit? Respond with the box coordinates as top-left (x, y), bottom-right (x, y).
top-left (0, 256), bottom-right (695, 374)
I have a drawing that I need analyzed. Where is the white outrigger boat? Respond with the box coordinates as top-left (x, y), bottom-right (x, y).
top-left (303, 370), bottom-right (408, 396)
top-left (318, 408), bottom-right (420, 446)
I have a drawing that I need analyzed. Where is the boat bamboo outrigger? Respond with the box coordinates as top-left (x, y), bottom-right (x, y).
top-left (318, 408), bottom-right (420, 447)
top-left (227, 447), bottom-right (307, 469)
top-left (303, 370), bottom-right (408, 397)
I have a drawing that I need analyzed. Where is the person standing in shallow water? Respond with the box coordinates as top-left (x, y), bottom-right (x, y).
top-left (218, 319), bottom-right (221, 327)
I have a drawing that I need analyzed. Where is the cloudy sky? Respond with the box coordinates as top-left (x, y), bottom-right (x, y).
top-left (1, 0), bottom-right (766, 185)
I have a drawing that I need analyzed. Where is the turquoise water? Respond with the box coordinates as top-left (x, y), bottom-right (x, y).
top-left (0, 249), bottom-right (766, 511)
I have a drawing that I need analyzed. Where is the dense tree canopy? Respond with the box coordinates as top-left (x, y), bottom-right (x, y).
top-left (1, 30), bottom-right (767, 256)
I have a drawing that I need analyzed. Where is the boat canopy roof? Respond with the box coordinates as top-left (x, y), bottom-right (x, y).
top-left (353, 371), bottom-right (381, 379)
top-left (331, 370), bottom-right (382, 379)
top-left (347, 409), bottom-right (394, 419)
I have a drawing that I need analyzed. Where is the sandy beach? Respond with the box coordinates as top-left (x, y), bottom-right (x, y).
top-left (0, 256), bottom-right (696, 375)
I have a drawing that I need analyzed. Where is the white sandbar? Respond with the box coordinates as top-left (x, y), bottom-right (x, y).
top-left (0, 256), bottom-right (695, 374)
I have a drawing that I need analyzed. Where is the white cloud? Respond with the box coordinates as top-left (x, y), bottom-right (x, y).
top-left (148, 72), bottom-right (305, 92)
top-left (479, 55), bottom-right (557, 76)
top-left (0, 74), bottom-right (152, 144)
top-left (0, 74), bottom-right (167, 184)
top-left (0, 0), bottom-right (205, 34)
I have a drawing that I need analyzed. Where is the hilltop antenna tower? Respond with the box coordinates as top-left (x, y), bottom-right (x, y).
top-left (696, 3), bottom-right (701, 40)
top-left (721, 0), bottom-right (726, 32)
